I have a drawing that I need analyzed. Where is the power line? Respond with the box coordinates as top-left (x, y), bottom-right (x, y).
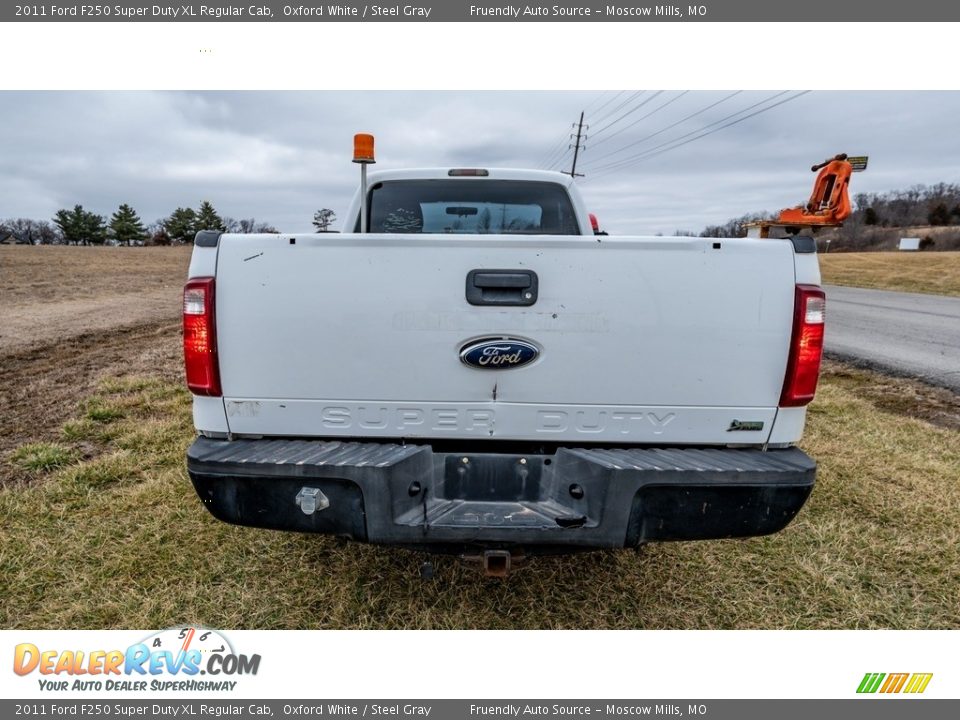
top-left (587, 91), bottom-right (811, 179)
top-left (538, 141), bottom-right (567, 169)
top-left (539, 114), bottom-right (585, 168)
top-left (538, 132), bottom-right (573, 168)
top-left (584, 90), bottom-right (790, 171)
top-left (581, 90), bottom-right (616, 115)
top-left (544, 95), bottom-right (606, 169)
top-left (538, 94), bottom-right (608, 168)
top-left (590, 90), bottom-right (645, 126)
top-left (549, 148), bottom-right (572, 171)
top-left (594, 90), bottom-right (663, 137)
top-left (583, 90), bottom-right (742, 166)
top-left (588, 90), bottom-right (625, 116)
top-left (561, 112), bottom-right (588, 178)
top-left (589, 91), bottom-right (666, 140)
top-left (548, 146), bottom-right (573, 171)
top-left (596, 90), bottom-right (646, 123)
top-left (587, 90), bottom-right (791, 173)
top-left (588, 91), bottom-right (689, 149)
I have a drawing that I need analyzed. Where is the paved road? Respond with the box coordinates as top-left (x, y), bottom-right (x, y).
top-left (824, 285), bottom-right (960, 391)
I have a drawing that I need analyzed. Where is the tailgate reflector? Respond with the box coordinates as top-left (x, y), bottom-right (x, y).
top-left (183, 277), bottom-right (221, 397)
top-left (779, 285), bottom-right (826, 407)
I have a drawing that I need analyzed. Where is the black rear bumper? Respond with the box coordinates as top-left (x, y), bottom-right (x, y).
top-left (187, 438), bottom-right (815, 553)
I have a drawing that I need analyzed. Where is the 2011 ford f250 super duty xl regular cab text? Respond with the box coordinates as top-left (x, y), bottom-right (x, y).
top-left (183, 166), bottom-right (824, 571)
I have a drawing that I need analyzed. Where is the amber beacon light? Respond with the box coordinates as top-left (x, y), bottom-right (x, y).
top-left (354, 133), bottom-right (376, 233)
top-left (353, 133), bottom-right (376, 164)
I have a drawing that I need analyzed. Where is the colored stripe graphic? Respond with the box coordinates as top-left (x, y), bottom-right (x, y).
top-left (857, 672), bottom-right (932, 694)
top-left (903, 673), bottom-right (933, 694)
top-left (857, 673), bottom-right (885, 693)
top-left (880, 673), bottom-right (909, 693)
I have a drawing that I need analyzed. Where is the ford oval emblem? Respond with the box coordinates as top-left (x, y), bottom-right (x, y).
top-left (460, 338), bottom-right (539, 370)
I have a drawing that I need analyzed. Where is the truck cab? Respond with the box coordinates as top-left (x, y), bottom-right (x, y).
top-left (343, 168), bottom-right (593, 236)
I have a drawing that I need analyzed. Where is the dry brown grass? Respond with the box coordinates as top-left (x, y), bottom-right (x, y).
top-left (0, 246), bottom-right (191, 355)
top-left (819, 251), bottom-right (960, 296)
top-left (0, 245), bottom-right (191, 305)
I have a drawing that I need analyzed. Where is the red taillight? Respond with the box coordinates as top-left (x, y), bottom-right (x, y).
top-left (779, 285), bottom-right (826, 407)
top-left (183, 277), bottom-right (221, 397)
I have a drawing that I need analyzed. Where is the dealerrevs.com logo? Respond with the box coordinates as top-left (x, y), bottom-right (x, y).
top-left (13, 627), bottom-right (260, 692)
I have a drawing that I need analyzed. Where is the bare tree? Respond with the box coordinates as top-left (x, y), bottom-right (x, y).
top-left (33, 221), bottom-right (61, 245)
top-left (313, 208), bottom-right (337, 232)
top-left (6, 218), bottom-right (44, 244)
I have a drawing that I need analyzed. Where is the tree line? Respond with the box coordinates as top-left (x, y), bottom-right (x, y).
top-left (853, 183), bottom-right (960, 228)
top-left (1, 202), bottom-right (339, 245)
top-left (673, 182), bottom-right (960, 251)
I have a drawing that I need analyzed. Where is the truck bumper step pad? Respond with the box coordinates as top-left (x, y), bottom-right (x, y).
top-left (187, 438), bottom-right (815, 552)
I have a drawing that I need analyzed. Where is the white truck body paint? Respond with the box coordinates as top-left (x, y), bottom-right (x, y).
top-left (192, 396), bottom-right (229, 435)
top-left (188, 169), bottom-right (818, 446)
top-left (221, 399), bottom-right (778, 444)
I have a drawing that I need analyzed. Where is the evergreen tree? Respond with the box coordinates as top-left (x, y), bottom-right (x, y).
top-left (83, 210), bottom-right (108, 245)
top-left (195, 200), bottom-right (226, 232)
top-left (163, 207), bottom-right (198, 244)
top-left (109, 203), bottom-right (147, 246)
top-left (53, 206), bottom-right (82, 244)
top-left (52, 205), bottom-right (106, 245)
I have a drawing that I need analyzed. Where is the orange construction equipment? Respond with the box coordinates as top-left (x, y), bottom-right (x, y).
top-left (744, 153), bottom-right (862, 238)
top-left (776, 153), bottom-right (853, 226)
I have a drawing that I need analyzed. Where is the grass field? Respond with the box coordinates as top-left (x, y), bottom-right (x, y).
top-left (819, 251), bottom-right (960, 296)
top-left (1, 245), bottom-right (190, 306)
top-left (0, 245), bottom-right (191, 355)
top-left (1, 245), bottom-right (958, 629)
top-left (1, 361), bottom-right (957, 629)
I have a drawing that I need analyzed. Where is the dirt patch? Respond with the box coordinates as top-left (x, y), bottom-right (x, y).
top-left (0, 321), bottom-right (182, 485)
top-left (0, 246), bottom-right (190, 485)
top-left (820, 359), bottom-right (960, 431)
top-left (2, 291), bottom-right (181, 355)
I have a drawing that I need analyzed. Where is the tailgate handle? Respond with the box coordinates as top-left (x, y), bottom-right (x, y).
top-left (466, 269), bottom-right (538, 306)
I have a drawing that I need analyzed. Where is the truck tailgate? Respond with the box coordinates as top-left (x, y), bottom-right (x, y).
top-left (213, 233), bottom-right (796, 444)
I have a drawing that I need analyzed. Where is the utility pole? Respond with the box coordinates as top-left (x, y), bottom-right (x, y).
top-left (562, 111), bottom-right (587, 178)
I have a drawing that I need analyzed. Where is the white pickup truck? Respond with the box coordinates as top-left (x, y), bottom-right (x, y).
top-left (183, 167), bottom-right (824, 572)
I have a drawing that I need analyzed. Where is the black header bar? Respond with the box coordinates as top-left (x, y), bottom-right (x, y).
top-left (6, 1), bottom-right (960, 22)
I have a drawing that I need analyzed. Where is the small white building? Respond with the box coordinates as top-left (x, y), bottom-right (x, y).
top-left (899, 237), bottom-right (920, 251)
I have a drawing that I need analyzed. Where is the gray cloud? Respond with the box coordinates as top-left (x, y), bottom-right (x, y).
top-left (1, 90), bottom-right (958, 235)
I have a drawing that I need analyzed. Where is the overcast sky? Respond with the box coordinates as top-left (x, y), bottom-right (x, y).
top-left (2, 90), bottom-right (959, 235)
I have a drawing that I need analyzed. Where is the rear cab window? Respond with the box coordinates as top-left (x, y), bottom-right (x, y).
top-left (357, 180), bottom-right (581, 235)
